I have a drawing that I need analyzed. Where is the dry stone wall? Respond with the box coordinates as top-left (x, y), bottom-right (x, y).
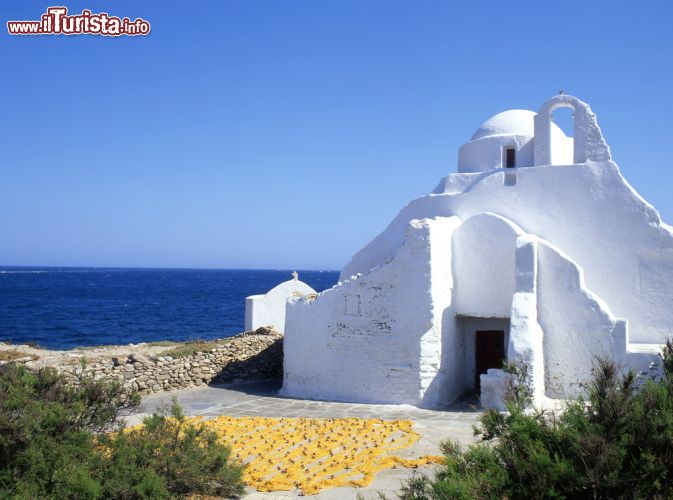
top-left (56, 328), bottom-right (283, 395)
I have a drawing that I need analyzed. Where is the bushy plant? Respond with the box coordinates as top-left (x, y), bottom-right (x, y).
top-left (0, 363), bottom-right (244, 499)
top-left (99, 401), bottom-right (244, 498)
top-left (401, 340), bottom-right (673, 500)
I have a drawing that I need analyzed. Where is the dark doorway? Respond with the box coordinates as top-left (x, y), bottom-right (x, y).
top-left (504, 147), bottom-right (516, 168)
top-left (475, 330), bottom-right (505, 390)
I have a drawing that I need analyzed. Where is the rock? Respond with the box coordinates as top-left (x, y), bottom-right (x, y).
top-left (129, 353), bottom-right (149, 364)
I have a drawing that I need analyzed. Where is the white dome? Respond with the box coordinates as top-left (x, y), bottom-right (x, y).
top-left (471, 109), bottom-right (536, 140)
top-left (471, 109), bottom-right (568, 141)
top-left (459, 108), bottom-right (573, 173)
top-left (470, 109), bottom-right (566, 141)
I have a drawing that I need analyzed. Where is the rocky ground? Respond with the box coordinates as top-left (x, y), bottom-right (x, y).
top-left (0, 327), bottom-right (284, 395)
top-left (0, 339), bottom-right (178, 368)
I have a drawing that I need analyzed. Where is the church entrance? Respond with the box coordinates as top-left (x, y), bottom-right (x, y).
top-left (475, 330), bottom-right (505, 390)
top-left (454, 317), bottom-right (510, 396)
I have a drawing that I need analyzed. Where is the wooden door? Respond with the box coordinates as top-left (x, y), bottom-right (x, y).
top-left (475, 330), bottom-right (505, 390)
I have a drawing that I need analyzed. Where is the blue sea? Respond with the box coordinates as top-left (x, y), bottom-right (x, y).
top-left (0, 267), bottom-right (339, 350)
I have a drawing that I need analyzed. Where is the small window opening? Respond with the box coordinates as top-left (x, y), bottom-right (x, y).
top-left (504, 147), bottom-right (516, 168)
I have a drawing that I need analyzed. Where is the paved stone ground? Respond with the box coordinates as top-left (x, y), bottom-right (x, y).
top-left (129, 382), bottom-right (482, 499)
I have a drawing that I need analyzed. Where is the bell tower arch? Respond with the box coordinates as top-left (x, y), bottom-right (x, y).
top-left (533, 94), bottom-right (611, 166)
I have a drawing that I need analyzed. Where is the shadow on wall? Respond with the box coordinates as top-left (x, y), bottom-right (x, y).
top-left (210, 337), bottom-right (284, 386)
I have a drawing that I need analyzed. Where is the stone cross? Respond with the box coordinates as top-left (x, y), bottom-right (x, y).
top-left (292, 271), bottom-right (298, 281)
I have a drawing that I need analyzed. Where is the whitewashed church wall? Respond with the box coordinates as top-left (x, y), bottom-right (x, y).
top-left (342, 161), bottom-right (673, 345)
top-left (283, 217), bottom-right (460, 405)
top-left (451, 213), bottom-right (520, 318)
top-left (535, 241), bottom-right (623, 398)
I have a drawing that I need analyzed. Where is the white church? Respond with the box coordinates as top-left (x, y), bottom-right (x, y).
top-left (251, 94), bottom-right (671, 409)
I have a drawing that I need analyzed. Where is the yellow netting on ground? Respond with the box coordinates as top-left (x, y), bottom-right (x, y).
top-left (195, 416), bottom-right (444, 495)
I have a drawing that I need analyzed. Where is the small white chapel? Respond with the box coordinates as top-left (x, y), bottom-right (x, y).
top-left (255, 94), bottom-right (672, 409)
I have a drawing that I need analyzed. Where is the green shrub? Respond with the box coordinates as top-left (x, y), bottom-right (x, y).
top-left (0, 364), bottom-right (244, 498)
top-left (99, 401), bottom-right (244, 498)
top-left (401, 340), bottom-right (673, 500)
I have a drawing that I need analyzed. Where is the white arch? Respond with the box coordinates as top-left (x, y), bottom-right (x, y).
top-left (533, 94), bottom-right (611, 166)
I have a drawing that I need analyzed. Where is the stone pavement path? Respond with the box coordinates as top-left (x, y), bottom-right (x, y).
top-left (129, 382), bottom-right (482, 499)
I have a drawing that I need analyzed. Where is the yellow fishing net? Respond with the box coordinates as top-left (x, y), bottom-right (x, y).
top-left (197, 415), bottom-right (444, 495)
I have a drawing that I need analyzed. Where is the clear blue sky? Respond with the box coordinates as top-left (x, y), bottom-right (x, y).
top-left (1, 1), bottom-right (672, 270)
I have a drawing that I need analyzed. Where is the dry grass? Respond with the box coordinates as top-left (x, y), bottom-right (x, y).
top-left (75, 340), bottom-right (179, 351)
top-left (75, 345), bottom-right (119, 351)
top-left (146, 340), bottom-right (178, 347)
top-left (162, 339), bottom-right (231, 358)
top-left (0, 349), bottom-right (39, 362)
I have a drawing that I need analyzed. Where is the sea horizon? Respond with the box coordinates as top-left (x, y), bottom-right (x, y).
top-left (0, 264), bottom-right (340, 272)
top-left (0, 267), bottom-right (340, 350)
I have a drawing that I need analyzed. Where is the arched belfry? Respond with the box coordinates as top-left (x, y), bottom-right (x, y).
top-left (456, 94), bottom-right (611, 173)
top-left (533, 94), bottom-right (611, 166)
